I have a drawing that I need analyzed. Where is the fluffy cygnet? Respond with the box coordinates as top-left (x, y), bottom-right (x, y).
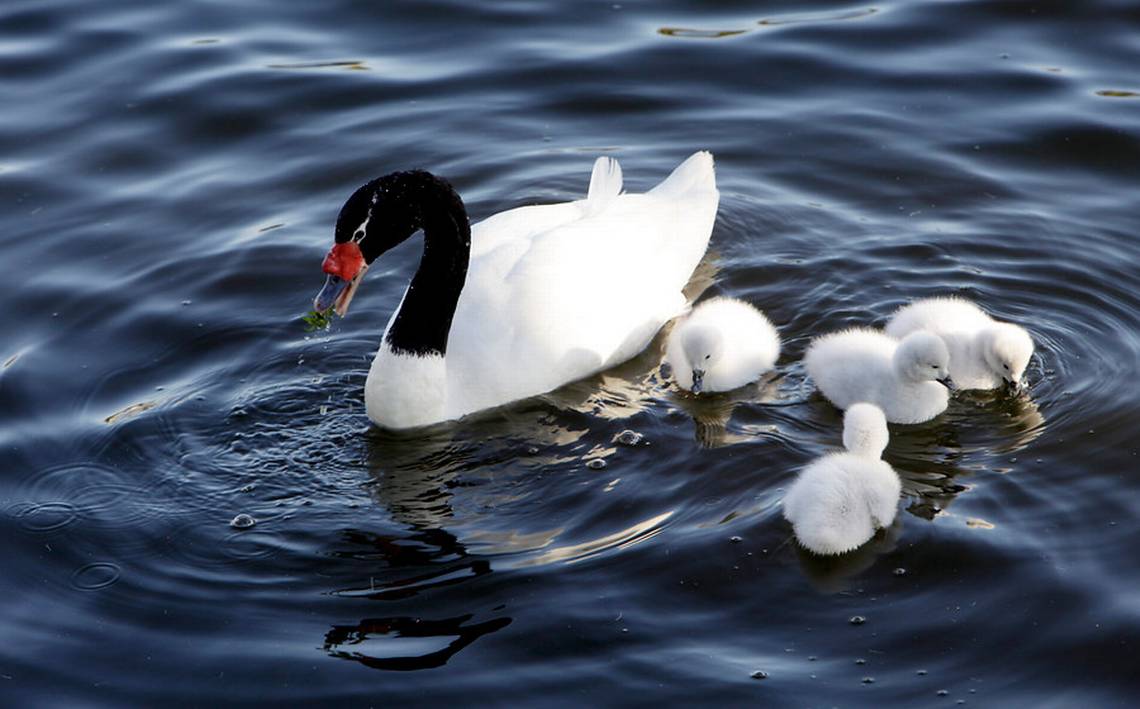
top-left (665, 296), bottom-right (780, 393)
top-left (804, 328), bottom-right (951, 424)
top-left (885, 296), bottom-right (1034, 390)
top-left (783, 403), bottom-right (901, 556)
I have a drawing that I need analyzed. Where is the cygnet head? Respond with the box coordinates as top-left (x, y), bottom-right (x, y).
top-left (842, 402), bottom-right (890, 458)
top-left (980, 323), bottom-right (1034, 388)
top-left (681, 323), bottom-right (725, 394)
top-left (893, 331), bottom-right (952, 386)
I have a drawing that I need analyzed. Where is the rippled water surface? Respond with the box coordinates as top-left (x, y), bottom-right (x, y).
top-left (2, 0), bottom-right (1139, 704)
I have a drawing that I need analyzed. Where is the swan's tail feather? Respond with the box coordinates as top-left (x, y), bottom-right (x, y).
top-left (584, 156), bottom-right (623, 216)
top-left (649, 151), bottom-right (716, 198)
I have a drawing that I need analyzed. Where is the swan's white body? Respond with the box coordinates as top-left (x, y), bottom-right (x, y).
top-left (366, 152), bottom-right (719, 428)
top-left (665, 297), bottom-right (780, 393)
top-left (783, 403), bottom-right (901, 555)
top-left (804, 328), bottom-right (950, 424)
top-left (885, 296), bottom-right (1034, 390)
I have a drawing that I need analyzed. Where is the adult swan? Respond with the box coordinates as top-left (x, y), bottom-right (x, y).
top-left (313, 152), bottom-right (719, 429)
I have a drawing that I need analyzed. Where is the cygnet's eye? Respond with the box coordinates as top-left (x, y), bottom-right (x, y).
top-left (1003, 364), bottom-right (1010, 371)
top-left (930, 364), bottom-right (938, 369)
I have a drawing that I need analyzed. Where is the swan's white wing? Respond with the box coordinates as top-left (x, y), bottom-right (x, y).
top-left (445, 173), bottom-right (717, 418)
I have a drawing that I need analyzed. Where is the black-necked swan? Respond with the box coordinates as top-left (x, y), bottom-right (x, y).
top-left (313, 152), bottom-right (719, 429)
top-left (664, 296), bottom-right (780, 393)
top-left (782, 402), bottom-right (901, 556)
top-left (885, 296), bottom-right (1034, 391)
top-left (804, 328), bottom-right (951, 424)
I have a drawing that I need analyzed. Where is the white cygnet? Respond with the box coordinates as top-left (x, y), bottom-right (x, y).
top-left (665, 296), bottom-right (780, 393)
top-left (804, 328), bottom-right (951, 424)
top-left (885, 296), bottom-right (1034, 391)
top-left (783, 403), bottom-right (901, 556)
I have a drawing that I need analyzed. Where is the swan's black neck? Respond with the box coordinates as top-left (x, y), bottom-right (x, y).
top-left (381, 172), bottom-right (471, 357)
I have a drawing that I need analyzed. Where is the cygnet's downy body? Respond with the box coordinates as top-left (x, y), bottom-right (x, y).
top-left (665, 296), bottom-right (781, 393)
top-left (783, 403), bottom-right (901, 556)
top-left (804, 328), bottom-right (951, 424)
top-left (885, 296), bottom-right (1034, 391)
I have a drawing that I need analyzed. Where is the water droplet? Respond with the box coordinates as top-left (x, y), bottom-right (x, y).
top-left (586, 458), bottom-right (607, 470)
top-left (525, 446), bottom-right (540, 455)
top-left (937, 689), bottom-right (949, 696)
top-left (239, 484), bottom-right (255, 493)
top-left (750, 670), bottom-right (768, 680)
top-left (230, 513), bottom-right (256, 530)
top-left (917, 669), bottom-right (928, 676)
top-left (808, 655), bottom-right (817, 661)
top-left (893, 567), bottom-right (907, 576)
top-left (855, 658), bottom-right (866, 665)
top-left (181, 300), bottom-right (191, 306)
top-left (730, 535), bottom-right (743, 544)
top-left (849, 615), bottom-right (866, 625)
top-left (862, 677), bottom-right (875, 684)
top-left (614, 430), bottom-right (643, 446)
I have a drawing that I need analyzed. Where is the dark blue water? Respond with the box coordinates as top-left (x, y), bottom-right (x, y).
top-left (2, 0), bottom-right (1138, 704)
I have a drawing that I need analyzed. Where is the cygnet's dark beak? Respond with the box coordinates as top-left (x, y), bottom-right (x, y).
top-left (691, 369), bottom-right (705, 394)
top-left (1002, 377), bottom-right (1023, 393)
top-left (937, 375), bottom-right (955, 390)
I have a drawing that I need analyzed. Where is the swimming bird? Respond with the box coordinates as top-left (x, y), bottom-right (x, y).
top-left (783, 403), bottom-right (901, 556)
top-left (885, 296), bottom-right (1034, 391)
top-left (804, 328), bottom-right (951, 424)
top-left (313, 152), bottom-right (719, 429)
top-left (664, 296), bottom-right (780, 393)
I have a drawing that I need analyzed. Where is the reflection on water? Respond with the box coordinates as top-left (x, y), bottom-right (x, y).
top-left (666, 372), bottom-right (784, 448)
top-left (324, 614), bottom-right (512, 672)
top-left (792, 519), bottom-right (903, 594)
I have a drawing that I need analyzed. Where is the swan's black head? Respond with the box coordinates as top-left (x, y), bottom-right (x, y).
top-left (314, 170), bottom-right (464, 316)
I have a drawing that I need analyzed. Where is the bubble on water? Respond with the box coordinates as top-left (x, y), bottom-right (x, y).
top-left (937, 689), bottom-right (949, 696)
top-left (862, 677), bottom-right (875, 684)
top-left (586, 458), bottom-right (607, 470)
top-left (230, 513), bottom-right (256, 530)
top-left (614, 430), bottom-right (643, 446)
top-left (893, 567), bottom-right (907, 576)
top-left (72, 562), bottom-right (121, 590)
top-left (917, 669), bottom-right (928, 675)
top-left (525, 446), bottom-right (540, 455)
top-left (730, 535), bottom-right (742, 544)
top-left (849, 615), bottom-right (866, 625)
top-left (750, 670), bottom-right (768, 680)
top-left (855, 658), bottom-right (866, 665)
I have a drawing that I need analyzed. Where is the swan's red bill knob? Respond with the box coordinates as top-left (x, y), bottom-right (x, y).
top-left (322, 241), bottom-right (364, 281)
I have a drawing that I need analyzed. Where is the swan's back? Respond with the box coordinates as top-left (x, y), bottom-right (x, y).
top-left (444, 152), bottom-right (718, 419)
top-left (783, 452), bottom-right (899, 555)
top-left (804, 328), bottom-right (894, 408)
top-left (886, 296), bottom-right (992, 338)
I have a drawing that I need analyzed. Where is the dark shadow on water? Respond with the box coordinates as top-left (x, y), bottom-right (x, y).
top-left (323, 614), bottom-right (512, 672)
top-left (792, 518), bottom-right (903, 594)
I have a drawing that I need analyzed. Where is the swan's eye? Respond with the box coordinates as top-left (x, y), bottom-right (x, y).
top-left (353, 229), bottom-right (365, 240)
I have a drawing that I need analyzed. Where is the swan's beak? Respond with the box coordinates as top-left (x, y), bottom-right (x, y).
top-left (937, 375), bottom-right (955, 390)
top-left (691, 369), bottom-right (705, 394)
top-left (316, 241), bottom-right (368, 316)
